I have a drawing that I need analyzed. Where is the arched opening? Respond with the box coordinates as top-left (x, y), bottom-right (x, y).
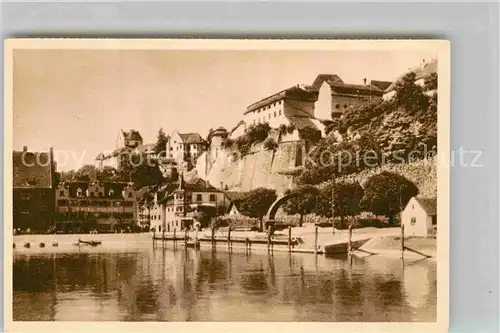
top-left (265, 192), bottom-right (299, 221)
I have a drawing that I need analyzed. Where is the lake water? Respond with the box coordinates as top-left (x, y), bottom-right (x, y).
top-left (13, 243), bottom-right (437, 322)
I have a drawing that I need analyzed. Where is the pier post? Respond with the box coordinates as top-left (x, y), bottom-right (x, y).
top-left (153, 230), bottom-right (156, 245)
top-left (314, 226), bottom-right (318, 255)
top-left (162, 227), bottom-right (165, 242)
top-left (401, 224), bottom-right (405, 258)
top-left (347, 224), bottom-right (353, 253)
top-left (228, 226), bottom-right (232, 249)
top-left (267, 226), bottom-right (272, 252)
top-left (173, 228), bottom-right (177, 243)
top-left (211, 226), bottom-right (215, 246)
top-left (288, 226), bottom-right (292, 252)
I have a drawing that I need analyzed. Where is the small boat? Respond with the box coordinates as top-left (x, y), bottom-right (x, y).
top-left (186, 240), bottom-right (200, 249)
top-left (77, 239), bottom-right (102, 246)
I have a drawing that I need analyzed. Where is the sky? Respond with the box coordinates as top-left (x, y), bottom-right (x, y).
top-left (13, 48), bottom-right (437, 171)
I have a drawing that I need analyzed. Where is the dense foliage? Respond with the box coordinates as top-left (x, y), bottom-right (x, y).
top-left (231, 122), bottom-right (272, 156)
top-left (298, 126), bottom-right (322, 144)
top-left (315, 181), bottom-right (364, 228)
top-left (298, 71), bottom-right (438, 185)
top-left (263, 137), bottom-right (279, 151)
top-left (154, 128), bottom-right (168, 156)
top-left (360, 171), bottom-right (419, 224)
top-left (238, 187), bottom-right (277, 230)
top-left (282, 185), bottom-right (320, 227)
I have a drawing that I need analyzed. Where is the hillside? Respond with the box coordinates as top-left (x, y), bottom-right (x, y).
top-left (194, 70), bottom-right (438, 197)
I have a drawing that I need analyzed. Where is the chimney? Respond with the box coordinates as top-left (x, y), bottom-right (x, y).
top-left (22, 146), bottom-right (27, 152)
top-left (363, 78), bottom-right (367, 85)
top-left (220, 182), bottom-right (223, 191)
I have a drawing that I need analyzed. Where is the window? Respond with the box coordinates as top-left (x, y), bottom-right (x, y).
top-left (279, 110), bottom-right (282, 116)
top-left (128, 192), bottom-right (132, 198)
top-left (274, 111), bottom-right (276, 118)
top-left (99, 192), bottom-right (103, 197)
top-left (59, 190), bottom-right (65, 196)
top-left (159, 225), bottom-right (162, 232)
top-left (209, 194), bottom-right (216, 202)
top-left (268, 114), bottom-right (271, 119)
top-left (344, 104), bottom-right (348, 108)
top-left (89, 191), bottom-right (94, 197)
top-left (410, 217), bottom-right (416, 225)
top-left (335, 104), bottom-right (340, 109)
top-left (196, 194), bottom-right (202, 201)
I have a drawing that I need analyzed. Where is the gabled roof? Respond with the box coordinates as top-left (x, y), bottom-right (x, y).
top-left (95, 152), bottom-right (106, 161)
top-left (13, 150), bottom-right (53, 189)
top-left (245, 85), bottom-right (318, 114)
top-left (223, 191), bottom-right (250, 202)
top-left (178, 133), bottom-right (205, 144)
top-left (307, 74), bottom-right (383, 96)
top-left (121, 129), bottom-right (143, 142)
top-left (328, 82), bottom-right (384, 95)
top-left (370, 80), bottom-right (393, 91)
top-left (415, 197), bottom-right (437, 216)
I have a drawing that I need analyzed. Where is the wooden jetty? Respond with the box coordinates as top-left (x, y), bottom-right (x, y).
top-left (153, 226), bottom-right (324, 255)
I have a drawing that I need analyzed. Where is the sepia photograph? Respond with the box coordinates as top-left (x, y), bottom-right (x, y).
top-left (4, 39), bottom-right (450, 332)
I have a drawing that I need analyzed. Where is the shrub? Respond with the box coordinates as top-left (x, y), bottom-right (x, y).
top-left (263, 138), bottom-right (279, 151)
top-left (221, 138), bottom-right (235, 149)
top-left (278, 124), bottom-right (288, 136)
top-left (298, 126), bottom-right (322, 144)
top-left (232, 122), bottom-right (271, 156)
top-left (246, 122), bottom-right (271, 143)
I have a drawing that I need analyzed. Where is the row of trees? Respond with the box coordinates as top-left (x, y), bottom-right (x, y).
top-left (285, 171), bottom-right (418, 227)
top-left (230, 171), bottom-right (418, 230)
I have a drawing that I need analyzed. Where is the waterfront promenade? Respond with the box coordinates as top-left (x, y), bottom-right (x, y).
top-left (12, 225), bottom-right (435, 259)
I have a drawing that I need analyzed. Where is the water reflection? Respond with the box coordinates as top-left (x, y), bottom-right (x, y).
top-left (13, 246), bottom-right (436, 322)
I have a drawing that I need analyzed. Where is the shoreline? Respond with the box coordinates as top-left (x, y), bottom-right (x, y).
top-left (12, 227), bottom-right (436, 260)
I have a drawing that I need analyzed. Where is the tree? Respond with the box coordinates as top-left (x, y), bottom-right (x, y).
top-left (316, 181), bottom-right (364, 228)
top-left (129, 153), bottom-right (165, 188)
top-left (393, 72), bottom-right (429, 113)
top-left (193, 205), bottom-right (218, 229)
top-left (154, 128), bottom-right (168, 156)
top-left (98, 166), bottom-right (120, 182)
top-left (360, 171), bottom-right (419, 225)
top-left (424, 72), bottom-right (438, 91)
top-left (71, 165), bottom-right (98, 181)
top-left (238, 187), bottom-right (277, 231)
top-left (282, 185), bottom-right (320, 227)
